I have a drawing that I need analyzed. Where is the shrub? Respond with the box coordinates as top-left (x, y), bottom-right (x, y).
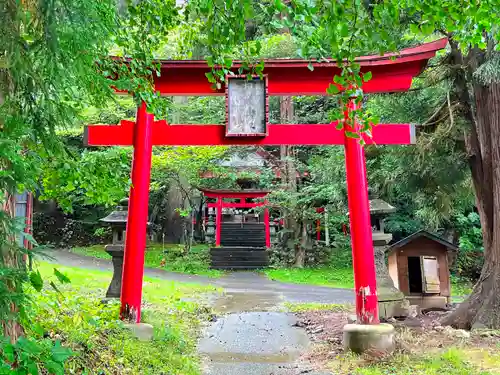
top-left (454, 213), bottom-right (484, 280)
top-left (33, 212), bottom-right (110, 248)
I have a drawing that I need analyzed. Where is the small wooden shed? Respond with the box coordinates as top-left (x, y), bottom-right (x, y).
top-left (387, 230), bottom-right (458, 309)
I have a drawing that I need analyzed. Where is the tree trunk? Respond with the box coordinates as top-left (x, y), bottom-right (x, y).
top-left (1, 194), bottom-right (25, 342)
top-left (1, 58), bottom-right (25, 341)
top-left (442, 43), bottom-right (500, 329)
top-left (279, 96), bottom-right (303, 266)
top-left (294, 222), bottom-right (307, 268)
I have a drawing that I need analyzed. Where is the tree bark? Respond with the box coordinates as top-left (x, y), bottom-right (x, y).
top-left (295, 222), bottom-right (307, 268)
top-left (442, 43), bottom-right (500, 329)
top-left (1, 53), bottom-right (26, 341)
top-left (279, 96), bottom-right (303, 266)
top-left (1, 194), bottom-right (25, 342)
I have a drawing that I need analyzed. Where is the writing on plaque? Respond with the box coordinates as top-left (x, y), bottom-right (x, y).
top-left (226, 77), bottom-right (267, 136)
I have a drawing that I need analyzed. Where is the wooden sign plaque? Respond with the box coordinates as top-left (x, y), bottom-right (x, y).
top-left (226, 75), bottom-right (268, 137)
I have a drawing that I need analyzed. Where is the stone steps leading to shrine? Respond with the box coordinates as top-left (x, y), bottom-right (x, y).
top-left (220, 223), bottom-right (266, 247)
top-left (210, 246), bottom-right (269, 269)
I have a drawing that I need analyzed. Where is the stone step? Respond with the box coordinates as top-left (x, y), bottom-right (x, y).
top-left (211, 265), bottom-right (266, 270)
top-left (209, 246), bottom-right (269, 269)
top-left (210, 246), bottom-right (266, 252)
top-left (211, 254), bottom-right (269, 262)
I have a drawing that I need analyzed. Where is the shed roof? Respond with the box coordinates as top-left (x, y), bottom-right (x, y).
top-left (388, 230), bottom-right (459, 253)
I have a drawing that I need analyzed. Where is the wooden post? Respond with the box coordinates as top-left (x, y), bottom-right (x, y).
top-left (324, 207), bottom-right (330, 247)
top-left (215, 197), bottom-right (222, 246)
top-left (264, 200), bottom-right (271, 247)
top-left (120, 102), bottom-right (154, 323)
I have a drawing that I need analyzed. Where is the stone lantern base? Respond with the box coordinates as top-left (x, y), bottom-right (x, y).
top-left (375, 245), bottom-right (409, 319)
top-left (104, 244), bottom-right (125, 298)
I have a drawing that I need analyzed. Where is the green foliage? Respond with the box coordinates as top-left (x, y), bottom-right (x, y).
top-left (151, 146), bottom-right (229, 192)
top-left (454, 213), bottom-right (484, 279)
top-left (33, 212), bottom-right (110, 248)
top-left (0, 336), bottom-right (73, 375)
top-left (40, 147), bottom-right (132, 212)
top-left (366, 86), bottom-right (474, 230)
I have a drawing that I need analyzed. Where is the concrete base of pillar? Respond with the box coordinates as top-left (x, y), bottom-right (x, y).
top-left (124, 323), bottom-right (155, 341)
top-left (343, 323), bottom-right (395, 354)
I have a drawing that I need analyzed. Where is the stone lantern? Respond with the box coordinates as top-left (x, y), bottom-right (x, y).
top-left (369, 196), bottom-right (409, 319)
top-left (100, 198), bottom-right (129, 299)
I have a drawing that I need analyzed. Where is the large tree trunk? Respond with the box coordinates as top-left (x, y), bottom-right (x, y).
top-left (442, 43), bottom-right (500, 329)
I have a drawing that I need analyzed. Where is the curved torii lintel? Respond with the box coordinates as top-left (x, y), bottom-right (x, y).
top-left (152, 38), bottom-right (448, 96)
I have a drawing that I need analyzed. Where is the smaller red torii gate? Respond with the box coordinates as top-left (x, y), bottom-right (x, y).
top-left (200, 188), bottom-right (271, 247)
top-left (85, 38), bottom-right (447, 325)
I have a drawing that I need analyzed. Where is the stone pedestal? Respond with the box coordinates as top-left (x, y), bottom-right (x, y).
top-left (105, 244), bottom-right (125, 298)
top-left (343, 323), bottom-right (395, 354)
top-left (375, 244), bottom-right (409, 319)
top-left (124, 323), bottom-right (154, 341)
top-left (269, 222), bottom-right (277, 245)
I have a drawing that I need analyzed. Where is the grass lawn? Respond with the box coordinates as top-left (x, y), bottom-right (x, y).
top-left (265, 267), bottom-right (473, 297)
top-left (29, 261), bottom-right (218, 375)
top-left (70, 243), bottom-right (224, 277)
top-left (284, 302), bottom-right (354, 313)
top-left (265, 267), bottom-right (355, 289)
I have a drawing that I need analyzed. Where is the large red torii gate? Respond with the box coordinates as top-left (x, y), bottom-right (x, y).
top-left (85, 39), bottom-right (447, 324)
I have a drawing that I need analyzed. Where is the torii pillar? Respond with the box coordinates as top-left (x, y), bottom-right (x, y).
top-left (120, 102), bottom-right (154, 322)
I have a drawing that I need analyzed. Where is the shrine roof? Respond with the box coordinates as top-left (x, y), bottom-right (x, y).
top-left (199, 188), bottom-right (269, 194)
top-left (387, 230), bottom-right (458, 254)
top-left (198, 188), bottom-right (270, 198)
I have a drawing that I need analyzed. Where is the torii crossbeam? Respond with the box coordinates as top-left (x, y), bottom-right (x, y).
top-left (85, 38), bottom-right (447, 324)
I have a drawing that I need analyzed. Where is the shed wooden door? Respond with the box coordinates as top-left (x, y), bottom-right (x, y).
top-left (421, 256), bottom-right (440, 294)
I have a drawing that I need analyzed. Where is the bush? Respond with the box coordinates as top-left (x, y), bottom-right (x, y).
top-left (453, 213), bottom-right (484, 280)
top-left (0, 336), bottom-right (73, 375)
top-left (33, 212), bottom-right (111, 248)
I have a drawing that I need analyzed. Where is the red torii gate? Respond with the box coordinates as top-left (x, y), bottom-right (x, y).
top-left (85, 39), bottom-right (447, 324)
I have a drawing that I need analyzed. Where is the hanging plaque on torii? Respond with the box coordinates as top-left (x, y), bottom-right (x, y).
top-left (85, 38), bottom-right (447, 324)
